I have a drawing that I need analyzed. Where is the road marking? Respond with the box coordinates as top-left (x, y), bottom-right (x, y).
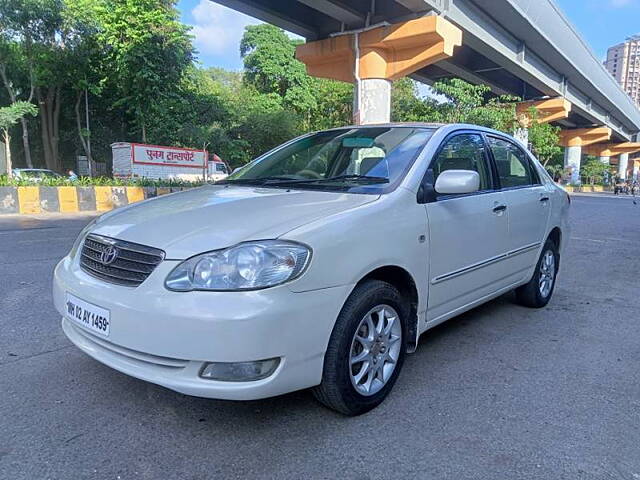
top-left (16, 237), bottom-right (77, 244)
top-left (571, 236), bottom-right (606, 243)
top-left (571, 236), bottom-right (637, 244)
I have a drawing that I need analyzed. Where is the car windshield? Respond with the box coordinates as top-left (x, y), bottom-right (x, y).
top-left (20, 170), bottom-right (60, 178)
top-left (219, 127), bottom-right (435, 193)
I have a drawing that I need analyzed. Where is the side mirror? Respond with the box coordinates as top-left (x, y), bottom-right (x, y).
top-left (434, 170), bottom-right (480, 195)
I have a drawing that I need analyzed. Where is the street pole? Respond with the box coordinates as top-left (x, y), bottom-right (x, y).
top-left (203, 142), bottom-right (210, 182)
top-left (85, 88), bottom-right (92, 177)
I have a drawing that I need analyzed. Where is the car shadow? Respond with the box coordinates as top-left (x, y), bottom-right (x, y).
top-left (100, 292), bottom-right (525, 421)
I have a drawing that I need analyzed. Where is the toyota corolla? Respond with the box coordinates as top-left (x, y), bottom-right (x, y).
top-left (53, 123), bottom-right (570, 415)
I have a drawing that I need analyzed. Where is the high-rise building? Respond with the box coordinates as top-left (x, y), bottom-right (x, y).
top-left (604, 35), bottom-right (640, 107)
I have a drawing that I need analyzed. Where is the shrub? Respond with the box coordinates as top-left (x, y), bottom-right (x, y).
top-left (0, 175), bottom-right (205, 188)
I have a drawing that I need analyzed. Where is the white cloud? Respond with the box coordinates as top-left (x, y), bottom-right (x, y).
top-left (189, 1), bottom-right (260, 57)
top-left (608, 0), bottom-right (634, 7)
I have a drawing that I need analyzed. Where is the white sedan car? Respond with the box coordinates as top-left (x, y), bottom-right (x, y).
top-left (53, 124), bottom-right (570, 415)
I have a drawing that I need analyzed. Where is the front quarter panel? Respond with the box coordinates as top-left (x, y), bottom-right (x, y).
top-left (284, 188), bottom-right (429, 315)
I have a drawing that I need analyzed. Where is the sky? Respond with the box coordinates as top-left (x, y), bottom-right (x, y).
top-left (176, 0), bottom-right (640, 71)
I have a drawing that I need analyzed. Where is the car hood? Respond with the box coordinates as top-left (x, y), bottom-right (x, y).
top-left (91, 184), bottom-right (378, 258)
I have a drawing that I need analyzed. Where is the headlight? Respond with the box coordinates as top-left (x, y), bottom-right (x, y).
top-left (69, 217), bottom-right (99, 259)
top-left (165, 240), bottom-right (311, 291)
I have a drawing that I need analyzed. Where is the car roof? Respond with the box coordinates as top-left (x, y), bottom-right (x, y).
top-left (324, 122), bottom-right (519, 139)
top-left (326, 122), bottom-right (530, 150)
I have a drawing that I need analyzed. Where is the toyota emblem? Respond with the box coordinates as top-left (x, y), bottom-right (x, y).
top-left (100, 245), bottom-right (119, 265)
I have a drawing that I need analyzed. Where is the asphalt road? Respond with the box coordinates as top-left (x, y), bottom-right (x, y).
top-left (1, 195), bottom-right (639, 480)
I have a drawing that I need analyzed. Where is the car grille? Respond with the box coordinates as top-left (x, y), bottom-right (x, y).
top-left (80, 234), bottom-right (165, 287)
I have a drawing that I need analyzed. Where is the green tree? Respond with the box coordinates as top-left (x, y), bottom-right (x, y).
top-left (0, 101), bottom-right (37, 175)
top-left (517, 106), bottom-right (562, 166)
top-left (146, 66), bottom-right (230, 149)
top-left (64, 0), bottom-right (105, 166)
top-left (581, 157), bottom-right (607, 185)
top-left (0, 0), bottom-right (42, 167)
top-left (308, 78), bottom-right (352, 130)
top-left (528, 120), bottom-right (561, 166)
top-left (0, 0), bottom-right (106, 171)
top-left (240, 24), bottom-right (316, 115)
top-left (98, 0), bottom-right (193, 143)
top-left (430, 78), bottom-right (518, 131)
top-left (545, 163), bottom-right (564, 181)
top-left (391, 78), bottom-right (439, 122)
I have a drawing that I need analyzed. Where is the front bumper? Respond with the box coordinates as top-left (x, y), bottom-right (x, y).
top-left (53, 255), bottom-right (353, 400)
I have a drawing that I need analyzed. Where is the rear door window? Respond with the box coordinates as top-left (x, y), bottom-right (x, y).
top-left (487, 137), bottom-right (539, 188)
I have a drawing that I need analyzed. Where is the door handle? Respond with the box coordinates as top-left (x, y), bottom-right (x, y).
top-left (540, 196), bottom-right (550, 203)
top-left (492, 204), bottom-right (507, 213)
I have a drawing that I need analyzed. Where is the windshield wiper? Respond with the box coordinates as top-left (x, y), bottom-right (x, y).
top-left (216, 176), bottom-right (310, 185)
top-left (310, 174), bottom-right (389, 184)
top-left (217, 174), bottom-right (389, 187)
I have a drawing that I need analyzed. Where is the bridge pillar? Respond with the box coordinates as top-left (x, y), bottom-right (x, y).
top-left (355, 79), bottom-right (392, 125)
top-left (560, 127), bottom-right (612, 184)
top-left (564, 147), bottom-right (582, 184)
top-left (618, 153), bottom-right (630, 180)
top-left (513, 127), bottom-right (529, 147)
top-left (296, 16), bottom-right (462, 124)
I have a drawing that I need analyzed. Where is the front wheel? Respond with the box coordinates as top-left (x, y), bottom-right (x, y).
top-left (515, 238), bottom-right (559, 308)
top-left (313, 280), bottom-right (408, 416)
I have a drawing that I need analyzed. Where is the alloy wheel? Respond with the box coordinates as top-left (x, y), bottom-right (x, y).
top-left (539, 250), bottom-right (556, 298)
top-left (349, 304), bottom-right (402, 396)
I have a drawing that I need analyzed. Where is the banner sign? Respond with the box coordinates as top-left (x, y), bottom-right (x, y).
top-left (132, 144), bottom-right (206, 169)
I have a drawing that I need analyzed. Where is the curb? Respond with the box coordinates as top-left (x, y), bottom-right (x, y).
top-left (0, 186), bottom-right (181, 215)
top-left (561, 185), bottom-right (612, 193)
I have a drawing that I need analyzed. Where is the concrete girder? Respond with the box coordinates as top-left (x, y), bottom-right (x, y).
top-left (583, 142), bottom-right (640, 158)
top-left (432, 60), bottom-right (512, 96)
top-left (408, 0), bottom-right (639, 140)
top-left (210, 0), bottom-right (319, 40)
top-left (295, 16), bottom-right (462, 83)
top-left (295, 16), bottom-right (462, 124)
top-left (516, 97), bottom-right (572, 126)
top-left (559, 127), bottom-right (612, 148)
top-left (296, 0), bottom-right (364, 26)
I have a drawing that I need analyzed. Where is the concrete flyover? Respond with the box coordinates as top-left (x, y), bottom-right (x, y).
top-left (211, 0), bottom-right (640, 179)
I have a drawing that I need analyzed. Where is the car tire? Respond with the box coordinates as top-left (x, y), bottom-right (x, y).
top-left (312, 279), bottom-right (408, 416)
top-left (515, 238), bottom-right (559, 308)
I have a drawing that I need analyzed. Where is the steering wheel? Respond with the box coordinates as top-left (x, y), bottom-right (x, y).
top-left (297, 169), bottom-right (324, 179)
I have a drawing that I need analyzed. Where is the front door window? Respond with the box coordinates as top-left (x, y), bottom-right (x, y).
top-left (431, 133), bottom-right (492, 192)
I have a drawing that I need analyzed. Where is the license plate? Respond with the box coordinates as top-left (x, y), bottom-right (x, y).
top-left (65, 293), bottom-right (111, 337)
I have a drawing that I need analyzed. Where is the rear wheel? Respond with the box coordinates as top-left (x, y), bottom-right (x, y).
top-left (313, 280), bottom-right (408, 416)
top-left (515, 238), bottom-right (559, 308)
